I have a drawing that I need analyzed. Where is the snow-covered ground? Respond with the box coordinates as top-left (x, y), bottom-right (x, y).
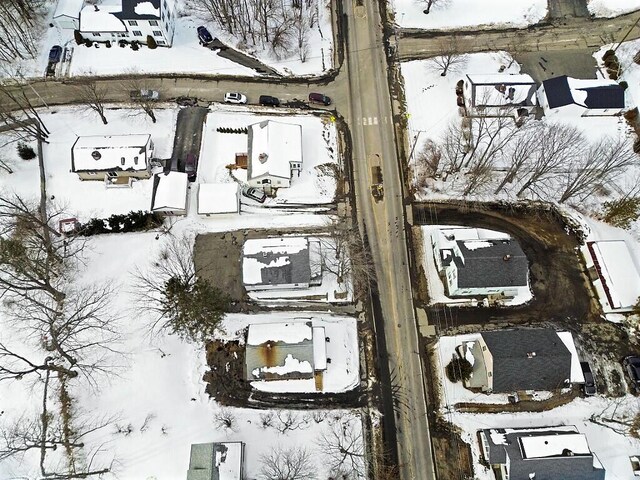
top-left (391, 0), bottom-right (547, 30)
top-left (588, 0), bottom-right (640, 17)
top-left (14, 0), bottom-right (333, 79)
top-left (220, 312), bottom-right (359, 394)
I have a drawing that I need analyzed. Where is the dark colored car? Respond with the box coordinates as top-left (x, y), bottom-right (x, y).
top-left (185, 153), bottom-right (198, 182)
top-left (580, 362), bottom-right (596, 396)
top-left (308, 92), bottom-right (332, 106)
top-left (623, 356), bottom-right (640, 391)
top-left (259, 95), bottom-right (280, 107)
top-left (48, 45), bottom-right (62, 63)
top-left (197, 26), bottom-right (213, 45)
top-left (242, 186), bottom-right (266, 203)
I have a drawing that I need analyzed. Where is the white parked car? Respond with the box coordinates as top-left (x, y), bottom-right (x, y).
top-left (224, 92), bottom-right (247, 104)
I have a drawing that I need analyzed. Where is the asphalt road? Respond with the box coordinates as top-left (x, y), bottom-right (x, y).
top-left (342, 1), bottom-right (436, 479)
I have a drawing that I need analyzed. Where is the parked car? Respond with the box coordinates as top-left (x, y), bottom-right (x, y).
top-left (130, 89), bottom-right (160, 101)
top-left (259, 95), bottom-right (280, 107)
top-left (224, 92), bottom-right (247, 104)
top-left (185, 153), bottom-right (198, 182)
top-left (176, 96), bottom-right (198, 107)
top-left (308, 92), bottom-right (332, 106)
top-left (48, 45), bottom-right (62, 63)
top-left (197, 26), bottom-right (213, 45)
top-left (623, 356), bottom-right (640, 390)
top-left (580, 361), bottom-right (596, 396)
top-left (242, 186), bottom-right (266, 203)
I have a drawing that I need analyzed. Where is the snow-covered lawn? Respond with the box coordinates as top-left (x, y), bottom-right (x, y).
top-left (450, 397), bottom-right (640, 480)
top-left (17, 0), bottom-right (333, 79)
top-left (588, 0), bottom-right (640, 17)
top-left (220, 311), bottom-right (359, 394)
top-left (198, 106), bottom-right (339, 205)
top-left (391, 0), bottom-right (547, 30)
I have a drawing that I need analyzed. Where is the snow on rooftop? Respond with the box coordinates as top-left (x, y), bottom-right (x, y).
top-left (152, 172), bottom-right (188, 211)
top-left (243, 236), bottom-right (308, 256)
top-left (216, 443), bottom-right (243, 480)
top-left (246, 322), bottom-right (312, 346)
top-left (242, 236), bottom-right (309, 286)
top-left (134, 1), bottom-right (160, 16)
top-left (566, 77), bottom-right (619, 108)
top-left (467, 74), bottom-right (536, 107)
top-left (312, 326), bottom-right (327, 371)
top-left (197, 183), bottom-right (238, 215)
top-left (466, 74), bottom-right (535, 84)
top-left (53, 0), bottom-right (84, 18)
top-left (557, 331), bottom-right (585, 384)
top-left (520, 433), bottom-right (591, 458)
top-left (72, 134), bottom-right (151, 172)
top-left (249, 121), bottom-right (302, 180)
top-left (462, 241), bottom-right (494, 251)
top-left (79, 3), bottom-right (126, 32)
top-left (591, 240), bottom-right (640, 309)
top-left (251, 354), bottom-right (313, 377)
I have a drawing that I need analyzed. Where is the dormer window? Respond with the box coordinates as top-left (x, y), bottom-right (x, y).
top-left (91, 150), bottom-right (101, 160)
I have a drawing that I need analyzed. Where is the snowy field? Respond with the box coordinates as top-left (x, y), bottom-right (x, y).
top-left (588, 0), bottom-right (640, 17)
top-left (0, 227), bottom-right (363, 480)
top-left (14, 0), bottom-right (333, 79)
top-left (391, 0), bottom-right (547, 30)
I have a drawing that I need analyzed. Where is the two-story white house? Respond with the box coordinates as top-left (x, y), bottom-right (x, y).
top-left (79, 0), bottom-right (176, 47)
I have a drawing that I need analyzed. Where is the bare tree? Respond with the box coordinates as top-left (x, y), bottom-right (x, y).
top-left (0, 0), bottom-right (43, 64)
top-left (75, 78), bottom-right (109, 125)
top-left (0, 83), bottom-right (50, 142)
top-left (213, 408), bottom-right (239, 433)
top-left (421, 0), bottom-right (446, 14)
top-left (493, 122), bottom-right (538, 194)
top-left (260, 446), bottom-right (317, 480)
top-left (559, 136), bottom-right (638, 203)
top-left (123, 77), bottom-right (158, 123)
top-left (132, 235), bottom-right (230, 342)
top-left (427, 36), bottom-right (468, 76)
top-left (412, 139), bottom-right (442, 188)
top-left (317, 414), bottom-right (366, 479)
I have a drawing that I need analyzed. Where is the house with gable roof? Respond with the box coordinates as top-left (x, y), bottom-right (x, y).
top-left (79, 0), bottom-right (176, 47)
top-left (537, 75), bottom-right (625, 117)
top-left (431, 227), bottom-right (529, 299)
top-left (71, 134), bottom-right (153, 181)
top-left (479, 426), bottom-right (605, 480)
top-left (186, 442), bottom-right (245, 480)
top-left (459, 328), bottom-right (583, 393)
top-left (246, 120), bottom-right (302, 192)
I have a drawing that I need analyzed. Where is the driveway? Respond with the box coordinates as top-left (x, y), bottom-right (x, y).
top-left (171, 106), bottom-right (208, 172)
top-left (547, 0), bottom-right (590, 20)
top-left (515, 49), bottom-right (598, 82)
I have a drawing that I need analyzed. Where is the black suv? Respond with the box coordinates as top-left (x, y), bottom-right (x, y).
top-left (259, 95), bottom-right (280, 107)
top-left (580, 362), bottom-right (596, 396)
top-left (623, 356), bottom-right (640, 391)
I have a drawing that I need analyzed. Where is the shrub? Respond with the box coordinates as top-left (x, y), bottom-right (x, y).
top-left (74, 30), bottom-right (83, 45)
top-left (106, 40), bottom-right (112, 48)
top-left (602, 196), bottom-right (640, 229)
top-left (78, 210), bottom-right (162, 236)
top-left (84, 39), bottom-right (93, 47)
top-left (131, 42), bottom-right (139, 51)
top-left (446, 356), bottom-right (473, 383)
top-left (602, 49), bottom-right (616, 62)
top-left (17, 142), bottom-right (36, 160)
top-left (607, 68), bottom-right (619, 80)
top-left (624, 107), bottom-right (639, 122)
top-left (147, 35), bottom-right (157, 49)
top-left (620, 81), bottom-right (629, 90)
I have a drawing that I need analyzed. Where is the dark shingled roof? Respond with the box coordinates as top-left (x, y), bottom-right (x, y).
top-left (542, 75), bottom-right (624, 109)
top-left (481, 329), bottom-right (572, 392)
top-left (482, 428), bottom-right (605, 480)
top-left (454, 239), bottom-right (528, 289)
top-left (115, 0), bottom-right (162, 20)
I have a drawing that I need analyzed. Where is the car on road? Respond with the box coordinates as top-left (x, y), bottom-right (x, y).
top-left (130, 89), bottom-right (160, 101)
top-left (48, 45), bottom-right (62, 64)
top-left (623, 356), bottom-right (640, 391)
top-left (197, 26), bottom-right (213, 45)
top-left (185, 153), bottom-right (198, 182)
top-left (241, 186), bottom-right (266, 203)
top-left (224, 92), bottom-right (247, 104)
top-left (308, 92), bottom-right (332, 106)
top-left (176, 96), bottom-right (198, 107)
top-left (259, 95), bottom-right (280, 107)
top-left (580, 361), bottom-right (596, 396)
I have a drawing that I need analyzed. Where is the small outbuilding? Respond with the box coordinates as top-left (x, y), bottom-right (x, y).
top-left (197, 183), bottom-right (239, 216)
top-left (150, 171), bottom-right (188, 216)
top-left (463, 73), bottom-right (537, 116)
top-left (186, 442), bottom-right (245, 480)
top-left (53, 0), bottom-right (85, 29)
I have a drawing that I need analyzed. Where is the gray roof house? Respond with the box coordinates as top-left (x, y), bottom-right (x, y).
top-left (242, 236), bottom-right (322, 291)
top-left (186, 442), bottom-right (244, 480)
top-left (537, 75), bottom-right (625, 117)
top-left (463, 328), bottom-right (575, 393)
top-left (431, 228), bottom-right (529, 299)
top-left (479, 426), bottom-right (605, 480)
top-left (244, 321), bottom-right (327, 382)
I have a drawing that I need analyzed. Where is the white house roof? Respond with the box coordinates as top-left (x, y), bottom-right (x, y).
top-left (72, 134), bottom-right (151, 172)
top-left (134, 1), bottom-right (159, 16)
top-left (590, 240), bottom-right (640, 309)
top-left (217, 442), bottom-right (243, 480)
top-left (80, 3), bottom-right (126, 32)
top-left (242, 236), bottom-right (310, 287)
top-left (466, 74), bottom-right (537, 107)
top-left (312, 326), bottom-right (327, 371)
top-left (151, 172), bottom-right (188, 212)
top-left (247, 321), bottom-right (313, 346)
top-left (248, 121), bottom-right (302, 180)
top-left (197, 183), bottom-right (239, 215)
top-left (520, 433), bottom-right (590, 459)
top-left (557, 331), bottom-right (585, 384)
top-left (53, 0), bottom-right (84, 18)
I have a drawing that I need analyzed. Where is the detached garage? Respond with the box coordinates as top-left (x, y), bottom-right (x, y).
top-left (53, 0), bottom-right (84, 29)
